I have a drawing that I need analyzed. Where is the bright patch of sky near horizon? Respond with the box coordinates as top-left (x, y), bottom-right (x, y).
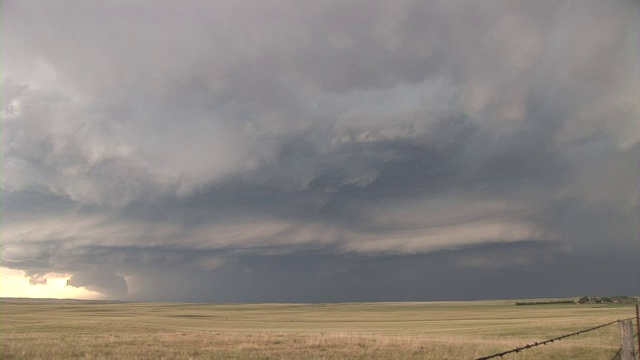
top-left (0, 267), bottom-right (102, 300)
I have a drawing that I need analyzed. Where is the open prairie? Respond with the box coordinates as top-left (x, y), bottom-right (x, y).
top-left (1, 298), bottom-right (636, 359)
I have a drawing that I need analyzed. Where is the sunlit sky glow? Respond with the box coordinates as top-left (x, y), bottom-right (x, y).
top-left (0, 267), bottom-right (103, 299)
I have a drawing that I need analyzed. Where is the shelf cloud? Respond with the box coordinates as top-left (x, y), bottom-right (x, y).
top-left (1, 0), bottom-right (638, 301)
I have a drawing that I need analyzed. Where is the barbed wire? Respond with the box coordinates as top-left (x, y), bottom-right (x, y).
top-left (609, 347), bottom-right (621, 360)
top-left (475, 318), bottom-right (635, 360)
top-left (610, 333), bottom-right (640, 360)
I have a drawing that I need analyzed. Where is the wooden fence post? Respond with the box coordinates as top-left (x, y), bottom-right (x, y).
top-left (636, 304), bottom-right (640, 360)
top-left (618, 319), bottom-right (635, 360)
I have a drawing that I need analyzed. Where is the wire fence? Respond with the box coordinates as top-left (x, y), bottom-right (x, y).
top-left (609, 332), bottom-right (639, 360)
top-left (610, 348), bottom-right (621, 360)
top-left (475, 317), bottom-right (637, 360)
top-left (610, 330), bottom-right (640, 360)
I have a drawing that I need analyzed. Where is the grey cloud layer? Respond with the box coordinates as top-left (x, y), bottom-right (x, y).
top-left (1, 0), bottom-right (638, 300)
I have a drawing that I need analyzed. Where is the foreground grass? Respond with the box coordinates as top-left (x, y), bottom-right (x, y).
top-left (1, 299), bottom-right (635, 359)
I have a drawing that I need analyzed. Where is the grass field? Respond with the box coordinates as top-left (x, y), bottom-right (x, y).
top-left (1, 298), bottom-right (637, 359)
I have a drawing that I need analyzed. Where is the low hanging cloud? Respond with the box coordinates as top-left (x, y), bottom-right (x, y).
top-left (1, 0), bottom-right (638, 300)
top-left (66, 268), bottom-right (128, 298)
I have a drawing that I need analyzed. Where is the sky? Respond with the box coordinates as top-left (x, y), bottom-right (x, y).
top-left (1, 0), bottom-right (638, 302)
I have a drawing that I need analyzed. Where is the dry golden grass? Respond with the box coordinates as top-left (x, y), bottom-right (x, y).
top-left (1, 298), bottom-right (636, 359)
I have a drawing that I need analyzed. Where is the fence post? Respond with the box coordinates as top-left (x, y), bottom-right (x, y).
top-left (636, 304), bottom-right (640, 360)
top-left (619, 319), bottom-right (635, 360)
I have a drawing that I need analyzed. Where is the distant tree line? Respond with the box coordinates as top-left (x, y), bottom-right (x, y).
top-left (577, 296), bottom-right (639, 304)
top-left (515, 300), bottom-right (575, 306)
top-left (516, 296), bottom-right (639, 306)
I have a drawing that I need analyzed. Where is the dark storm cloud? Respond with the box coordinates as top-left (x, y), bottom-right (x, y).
top-left (1, 0), bottom-right (638, 300)
top-left (66, 268), bottom-right (128, 298)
